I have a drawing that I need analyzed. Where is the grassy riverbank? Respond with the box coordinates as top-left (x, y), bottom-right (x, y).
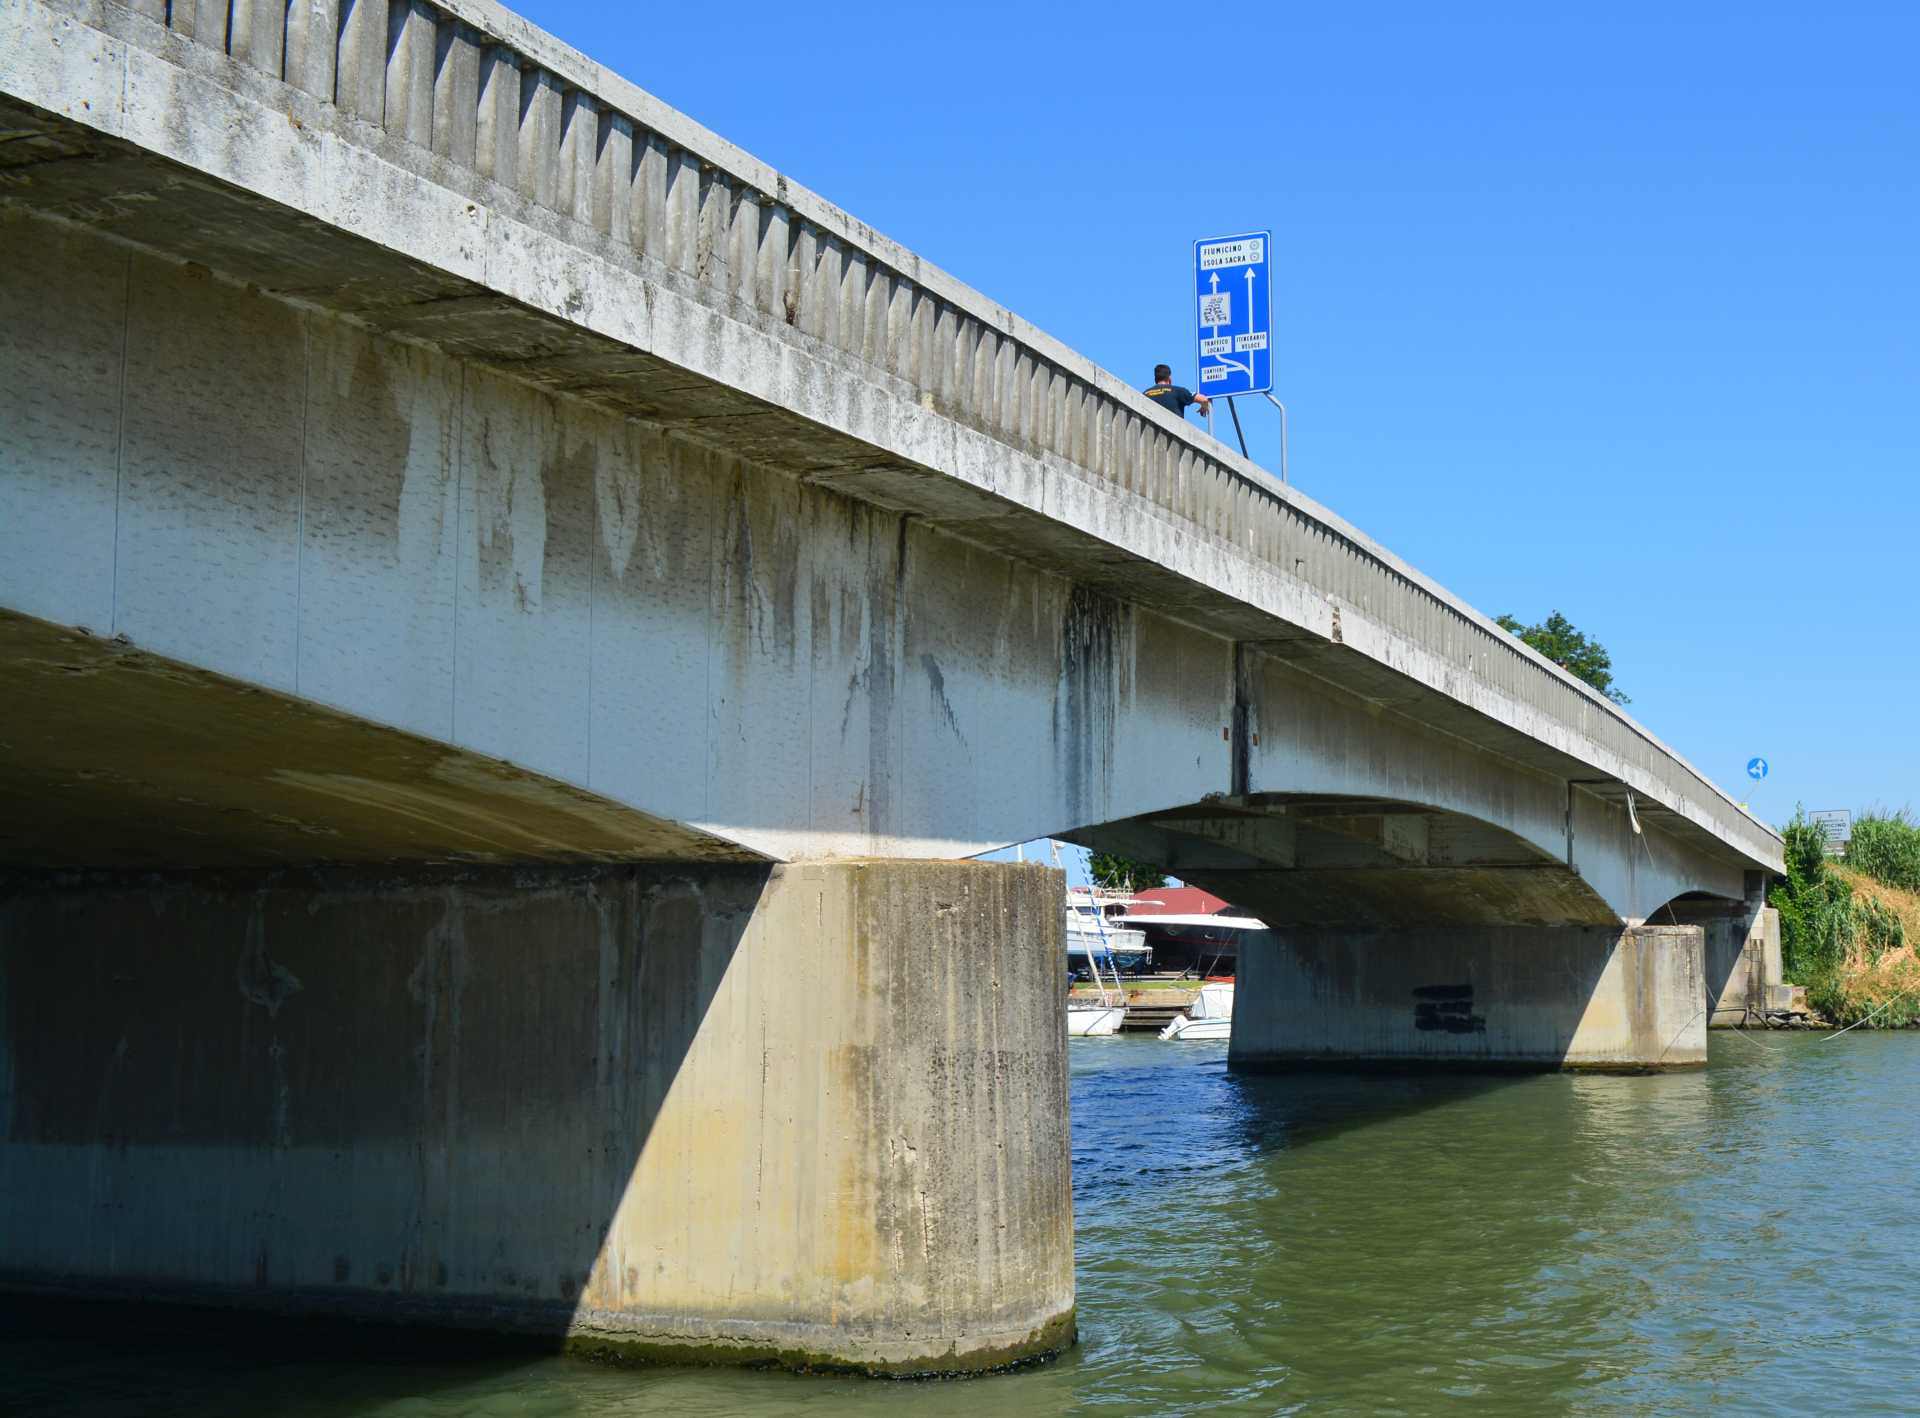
top-left (1773, 810), bottom-right (1920, 1027)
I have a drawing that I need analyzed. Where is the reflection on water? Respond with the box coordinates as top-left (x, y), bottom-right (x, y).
top-left (5, 1034), bottom-right (1917, 1416)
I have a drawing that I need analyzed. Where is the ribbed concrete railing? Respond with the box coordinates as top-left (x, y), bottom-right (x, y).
top-left (96, 0), bottom-right (1772, 861)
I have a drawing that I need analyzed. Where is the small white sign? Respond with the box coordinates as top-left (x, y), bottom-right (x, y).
top-left (1199, 292), bottom-right (1232, 327)
top-left (1234, 331), bottom-right (1268, 351)
top-left (1199, 335), bottom-right (1232, 355)
top-left (1810, 809), bottom-right (1851, 849)
top-left (1199, 365), bottom-right (1231, 384)
top-left (1198, 237), bottom-right (1264, 270)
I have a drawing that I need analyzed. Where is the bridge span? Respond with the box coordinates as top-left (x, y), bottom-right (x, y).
top-left (1, 0), bottom-right (1781, 1373)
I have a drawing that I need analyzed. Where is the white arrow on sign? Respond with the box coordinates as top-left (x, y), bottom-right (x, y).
top-left (1205, 263), bottom-right (1252, 385)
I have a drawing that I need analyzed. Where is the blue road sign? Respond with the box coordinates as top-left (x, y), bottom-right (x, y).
top-left (1747, 757), bottom-right (1769, 781)
top-left (1194, 231), bottom-right (1273, 399)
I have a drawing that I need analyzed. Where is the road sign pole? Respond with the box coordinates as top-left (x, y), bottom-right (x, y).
top-left (1227, 396), bottom-right (1248, 457)
top-left (1262, 392), bottom-right (1288, 484)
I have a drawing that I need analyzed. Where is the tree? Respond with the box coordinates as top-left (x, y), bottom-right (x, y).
top-left (1495, 610), bottom-right (1630, 705)
top-left (1087, 852), bottom-right (1166, 892)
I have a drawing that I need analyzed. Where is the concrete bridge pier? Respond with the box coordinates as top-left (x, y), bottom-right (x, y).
top-left (1230, 923), bottom-right (1708, 1072)
top-left (0, 859), bottom-right (1074, 1374)
top-left (1667, 880), bottom-right (1784, 1027)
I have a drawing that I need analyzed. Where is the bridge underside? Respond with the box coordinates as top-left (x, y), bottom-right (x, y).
top-left (0, 610), bottom-right (755, 868)
top-left (1069, 798), bottom-right (1620, 929)
top-left (1067, 798), bottom-right (1746, 1072)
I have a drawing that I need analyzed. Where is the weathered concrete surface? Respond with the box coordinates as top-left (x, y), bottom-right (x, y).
top-left (0, 0), bottom-right (1783, 886)
top-left (1232, 924), bottom-right (1707, 1071)
top-left (0, 211), bottom-right (1230, 866)
top-left (0, 859), bottom-right (1074, 1373)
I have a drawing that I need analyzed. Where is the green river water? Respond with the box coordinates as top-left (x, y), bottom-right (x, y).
top-left (7, 1032), bottom-right (1917, 1416)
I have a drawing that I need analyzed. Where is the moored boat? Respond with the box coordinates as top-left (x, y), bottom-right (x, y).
top-left (1160, 981), bottom-right (1235, 1041)
top-left (1065, 886), bottom-right (1152, 977)
top-left (1067, 1000), bottom-right (1128, 1037)
top-left (1119, 887), bottom-right (1264, 977)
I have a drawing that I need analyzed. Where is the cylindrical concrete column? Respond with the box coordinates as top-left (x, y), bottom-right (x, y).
top-left (0, 859), bottom-right (1074, 1374)
top-left (1231, 923), bottom-right (1706, 1071)
top-left (569, 858), bottom-right (1077, 1372)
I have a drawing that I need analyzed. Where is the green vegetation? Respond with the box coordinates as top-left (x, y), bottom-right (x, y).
top-left (1088, 853), bottom-right (1167, 892)
top-left (1495, 610), bottom-right (1630, 704)
top-left (1844, 809), bottom-right (1920, 892)
top-left (1770, 808), bottom-right (1918, 1025)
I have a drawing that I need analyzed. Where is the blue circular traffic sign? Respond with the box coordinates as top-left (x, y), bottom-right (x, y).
top-left (1747, 757), bottom-right (1769, 781)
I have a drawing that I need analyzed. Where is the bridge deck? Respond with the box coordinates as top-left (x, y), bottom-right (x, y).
top-left (0, 0), bottom-right (1779, 875)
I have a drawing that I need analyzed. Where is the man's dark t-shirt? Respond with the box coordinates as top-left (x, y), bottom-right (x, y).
top-left (1145, 383), bottom-right (1201, 420)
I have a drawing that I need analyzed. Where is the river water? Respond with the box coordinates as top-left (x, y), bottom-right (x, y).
top-left (8, 1033), bottom-right (1917, 1416)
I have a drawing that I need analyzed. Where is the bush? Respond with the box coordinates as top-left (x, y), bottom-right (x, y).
top-left (1845, 810), bottom-right (1920, 893)
top-left (1772, 808), bottom-right (1906, 1010)
top-left (1773, 811), bottom-right (1842, 981)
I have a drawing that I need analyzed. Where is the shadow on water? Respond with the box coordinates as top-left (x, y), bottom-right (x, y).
top-left (6, 1034), bottom-right (1919, 1417)
top-left (0, 1297), bottom-right (552, 1418)
top-left (1068, 1038), bottom-right (1528, 1181)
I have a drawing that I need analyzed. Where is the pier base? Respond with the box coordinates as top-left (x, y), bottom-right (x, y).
top-left (0, 859), bottom-right (1073, 1374)
top-left (1231, 923), bottom-right (1706, 1071)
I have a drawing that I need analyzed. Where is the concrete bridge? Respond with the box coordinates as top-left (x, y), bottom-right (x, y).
top-left (1, 0), bottom-right (1781, 1375)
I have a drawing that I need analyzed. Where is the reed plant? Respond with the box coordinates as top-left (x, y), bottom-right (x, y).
top-left (1843, 809), bottom-right (1920, 892)
top-left (1819, 865), bottom-right (1920, 1026)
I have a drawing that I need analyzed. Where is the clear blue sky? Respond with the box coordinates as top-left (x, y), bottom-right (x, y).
top-left (532, 1), bottom-right (1916, 830)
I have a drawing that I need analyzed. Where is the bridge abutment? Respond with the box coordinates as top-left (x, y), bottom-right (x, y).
top-left (0, 859), bottom-right (1073, 1374)
top-left (1231, 923), bottom-right (1707, 1071)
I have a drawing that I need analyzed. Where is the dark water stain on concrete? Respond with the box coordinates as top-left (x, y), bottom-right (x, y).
top-left (1053, 586), bottom-right (1127, 823)
top-left (919, 653), bottom-right (967, 749)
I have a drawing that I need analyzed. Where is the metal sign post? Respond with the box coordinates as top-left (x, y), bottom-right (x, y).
top-left (1194, 231), bottom-right (1273, 461)
top-left (1262, 392), bottom-right (1289, 484)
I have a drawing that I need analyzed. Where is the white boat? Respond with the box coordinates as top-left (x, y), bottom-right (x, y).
top-left (1116, 887), bottom-right (1265, 976)
top-left (1065, 888), bottom-right (1152, 976)
top-left (1067, 1001), bottom-right (1127, 1037)
top-left (1066, 930), bottom-right (1129, 1037)
top-left (1160, 982), bottom-right (1235, 1041)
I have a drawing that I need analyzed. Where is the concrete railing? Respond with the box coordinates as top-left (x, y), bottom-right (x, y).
top-left (100, 0), bottom-right (1773, 861)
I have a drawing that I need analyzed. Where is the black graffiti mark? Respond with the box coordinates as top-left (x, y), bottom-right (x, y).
top-left (1413, 982), bottom-right (1486, 1033)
